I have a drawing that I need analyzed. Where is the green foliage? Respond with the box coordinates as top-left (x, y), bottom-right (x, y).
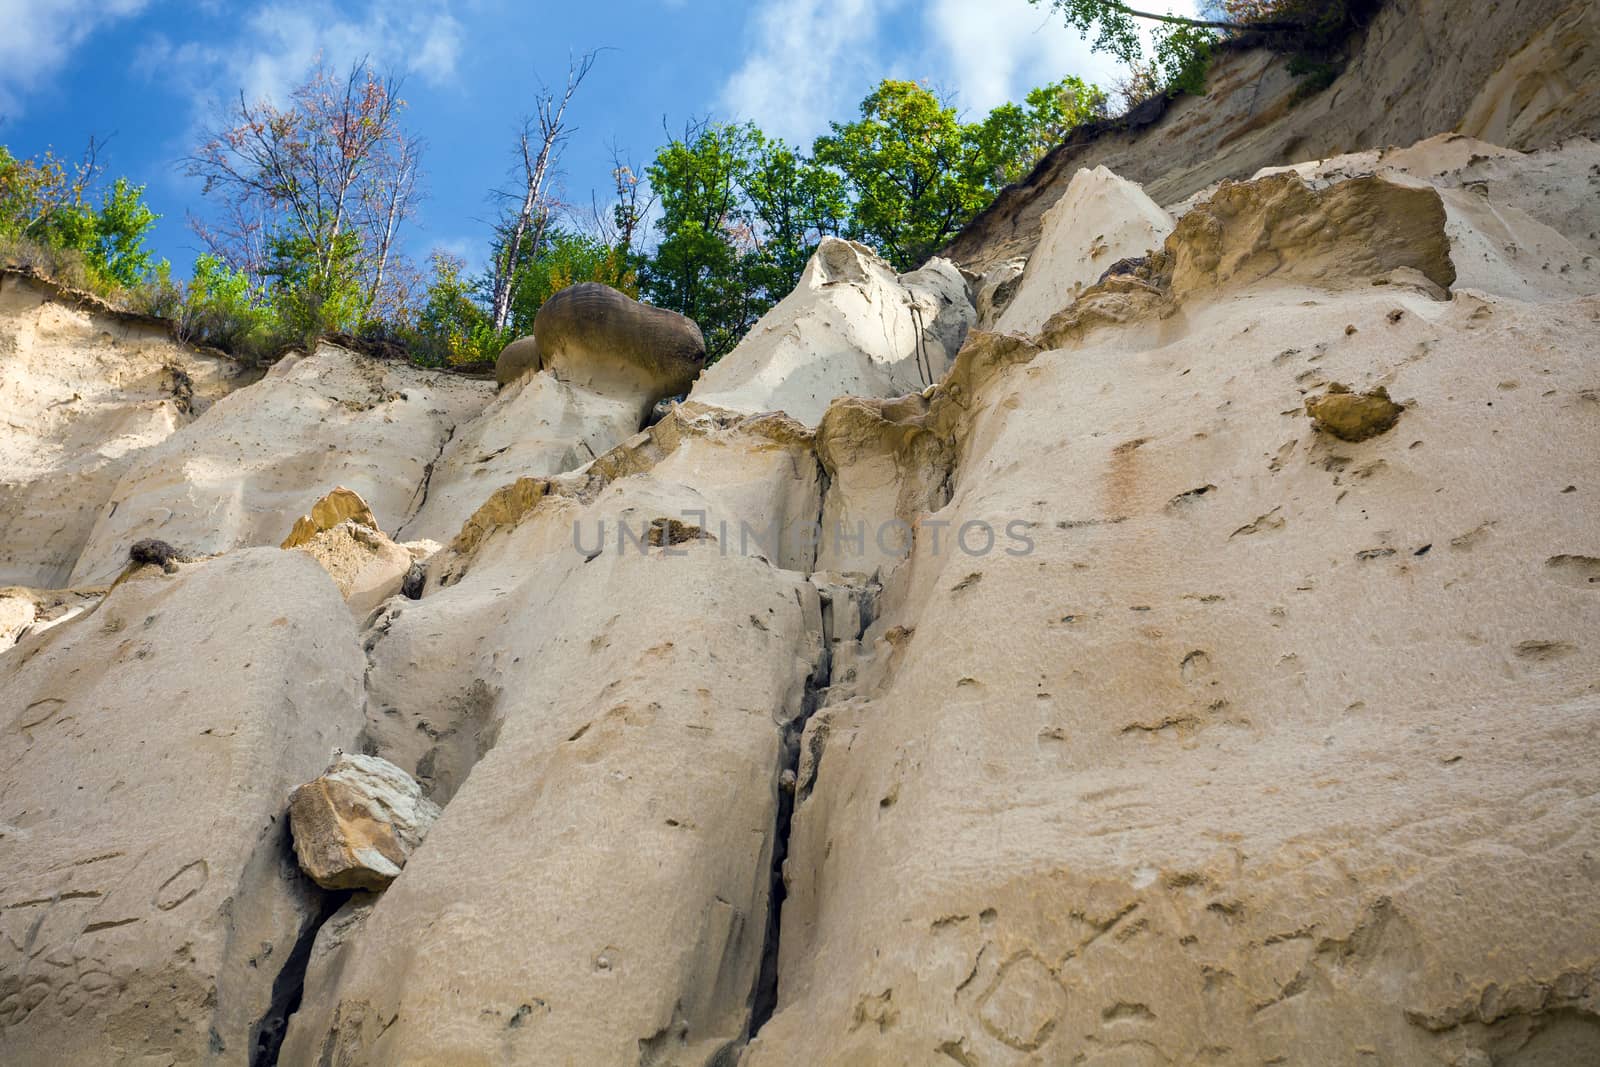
top-left (507, 229), bottom-right (641, 336)
top-left (405, 252), bottom-right (506, 367)
top-left (641, 121), bottom-right (763, 357)
top-left (265, 231), bottom-right (368, 342)
top-left (0, 144), bottom-right (161, 295)
top-left (971, 78), bottom-right (1108, 187)
top-left (89, 178), bottom-right (160, 288)
top-left (815, 81), bottom-right (985, 272)
top-left (180, 254), bottom-right (280, 357)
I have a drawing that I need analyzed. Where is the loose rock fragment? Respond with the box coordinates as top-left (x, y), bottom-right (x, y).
top-left (288, 753), bottom-right (441, 891)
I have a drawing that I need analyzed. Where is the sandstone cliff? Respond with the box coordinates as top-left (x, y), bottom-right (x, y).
top-left (945, 0), bottom-right (1600, 274)
top-left (2, 6), bottom-right (1599, 1065)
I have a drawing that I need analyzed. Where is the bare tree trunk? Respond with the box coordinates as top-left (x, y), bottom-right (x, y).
top-left (489, 51), bottom-right (598, 333)
top-left (365, 136), bottom-right (421, 313)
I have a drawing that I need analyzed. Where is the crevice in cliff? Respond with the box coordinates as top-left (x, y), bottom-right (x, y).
top-left (749, 628), bottom-right (829, 1037)
top-left (247, 842), bottom-right (350, 1067)
top-left (397, 423), bottom-right (457, 538)
top-left (747, 460), bottom-right (834, 1037)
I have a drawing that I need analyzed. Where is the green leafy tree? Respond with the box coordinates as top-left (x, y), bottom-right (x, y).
top-left (742, 132), bottom-right (847, 298)
top-left (506, 228), bottom-right (639, 336)
top-left (973, 77), bottom-right (1108, 186)
top-left (641, 121), bottom-right (761, 358)
top-left (88, 178), bottom-right (160, 287)
top-left (409, 251), bottom-right (502, 366)
top-left (0, 143), bottom-right (161, 292)
top-left (813, 81), bottom-right (989, 272)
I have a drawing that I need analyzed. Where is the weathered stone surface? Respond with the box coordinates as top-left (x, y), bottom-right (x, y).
top-left (746, 164), bottom-right (1600, 1065)
top-left (944, 0), bottom-right (1600, 274)
top-left (996, 165), bottom-right (1173, 336)
top-left (0, 587), bottom-right (101, 652)
top-left (278, 410), bottom-right (824, 1065)
top-left (288, 753), bottom-right (439, 891)
top-left (0, 548), bottom-right (364, 1065)
top-left (68, 343), bottom-right (491, 586)
top-left (493, 282), bottom-right (706, 396)
top-left (1166, 173), bottom-right (1457, 295)
top-left (0, 271), bottom-right (253, 587)
top-left (398, 365), bottom-right (651, 545)
top-left (689, 238), bottom-right (973, 426)
top-left (291, 519), bottom-right (416, 618)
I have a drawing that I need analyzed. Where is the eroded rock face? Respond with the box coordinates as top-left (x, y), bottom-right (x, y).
top-left (0, 271), bottom-right (252, 587)
top-left (282, 486), bottom-right (381, 549)
top-left (995, 165), bottom-right (1173, 336)
top-left (943, 0), bottom-right (1600, 274)
top-left (493, 283), bottom-right (706, 397)
top-left (288, 754), bottom-right (439, 892)
top-left (3, 124), bottom-right (1599, 1067)
top-left (0, 548), bottom-right (365, 1065)
top-left (278, 410), bottom-right (825, 1065)
top-left (67, 343), bottom-right (491, 586)
top-left (745, 156), bottom-right (1600, 1066)
top-left (689, 238), bottom-right (974, 426)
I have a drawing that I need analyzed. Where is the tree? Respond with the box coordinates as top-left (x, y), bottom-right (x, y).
top-left (640, 119), bottom-right (760, 357)
top-left (973, 77), bottom-right (1108, 186)
top-left (486, 51), bottom-right (598, 333)
top-left (186, 58), bottom-right (421, 333)
top-left (0, 140), bottom-right (161, 291)
top-left (1027, 1), bottom-right (1362, 104)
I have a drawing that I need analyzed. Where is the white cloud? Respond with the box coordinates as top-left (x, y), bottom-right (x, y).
top-left (925, 0), bottom-right (1204, 116)
top-left (718, 0), bottom-right (1207, 144)
top-left (140, 1), bottom-right (463, 119)
top-left (718, 0), bottom-right (906, 145)
top-left (0, 0), bottom-right (148, 118)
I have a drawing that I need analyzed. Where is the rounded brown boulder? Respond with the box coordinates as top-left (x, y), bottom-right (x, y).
top-left (493, 284), bottom-right (706, 404)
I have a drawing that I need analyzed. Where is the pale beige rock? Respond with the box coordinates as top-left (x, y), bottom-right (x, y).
top-left (0, 586), bottom-right (101, 651)
top-left (746, 166), bottom-right (1600, 1065)
top-left (397, 366), bottom-right (650, 545)
top-left (0, 548), bottom-right (365, 1065)
top-left (292, 520), bottom-right (415, 619)
top-left (288, 753), bottom-right (440, 892)
top-left (278, 410), bottom-right (825, 1066)
top-left (689, 238), bottom-right (974, 426)
top-left (68, 343), bottom-right (492, 586)
top-left (944, 0), bottom-right (1600, 275)
top-left (973, 257), bottom-right (1027, 329)
top-left (0, 271), bottom-right (252, 587)
top-left (1168, 135), bottom-right (1600, 303)
top-left (995, 166), bottom-right (1173, 336)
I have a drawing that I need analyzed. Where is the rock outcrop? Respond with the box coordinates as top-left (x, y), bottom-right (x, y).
top-left (2, 9), bottom-right (1599, 1060)
top-left (743, 149), bottom-right (1600, 1067)
top-left (278, 410), bottom-right (826, 1064)
top-left (402, 286), bottom-right (706, 543)
top-left (0, 549), bottom-right (364, 1064)
top-left (995, 165), bottom-right (1173, 335)
top-left (0, 271), bottom-right (252, 588)
top-left (496, 282), bottom-right (706, 397)
top-left (66, 343), bottom-right (490, 586)
top-left (689, 238), bottom-right (974, 426)
top-left (944, 0), bottom-right (1600, 274)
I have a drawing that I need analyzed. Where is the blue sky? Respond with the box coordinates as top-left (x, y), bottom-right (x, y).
top-left (0, 0), bottom-right (1196, 277)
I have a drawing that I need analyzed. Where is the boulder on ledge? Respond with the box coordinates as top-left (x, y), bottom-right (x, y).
top-left (288, 753), bottom-right (441, 892)
top-left (493, 283), bottom-right (706, 402)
